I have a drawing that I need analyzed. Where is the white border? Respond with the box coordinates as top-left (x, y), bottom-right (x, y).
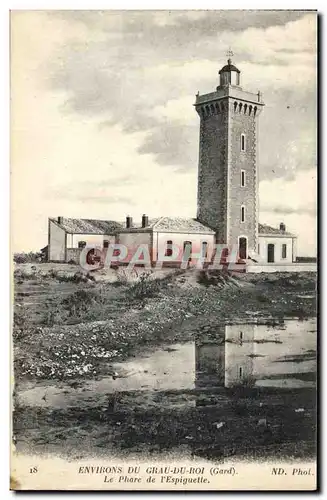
top-left (3, 4), bottom-right (324, 499)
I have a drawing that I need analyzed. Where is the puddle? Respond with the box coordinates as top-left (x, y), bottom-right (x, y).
top-left (17, 318), bottom-right (316, 410)
top-left (14, 318), bottom-right (317, 462)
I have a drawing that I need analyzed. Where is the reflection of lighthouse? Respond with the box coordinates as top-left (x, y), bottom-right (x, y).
top-left (195, 324), bottom-right (256, 388)
top-left (225, 324), bottom-right (255, 387)
top-left (195, 326), bottom-right (226, 388)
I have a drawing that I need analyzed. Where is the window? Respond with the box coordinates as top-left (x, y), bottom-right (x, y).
top-left (241, 133), bottom-right (246, 152)
top-left (103, 240), bottom-right (109, 249)
top-left (201, 241), bottom-right (208, 259)
top-left (241, 206), bottom-right (245, 223)
top-left (282, 243), bottom-right (287, 259)
top-left (239, 367), bottom-right (243, 378)
top-left (78, 241), bottom-right (86, 249)
top-left (241, 170), bottom-right (246, 187)
top-left (165, 240), bottom-right (173, 257)
top-left (258, 243), bottom-right (260, 254)
top-left (183, 241), bottom-right (192, 261)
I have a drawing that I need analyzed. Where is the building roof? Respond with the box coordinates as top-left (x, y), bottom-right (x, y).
top-left (153, 217), bottom-right (215, 233)
top-left (120, 217), bottom-right (215, 234)
top-left (258, 223), bottom-right (295, 237)
top-left (117, 218), bottom-right (160, 232)
top-left (52, 217), bottom-right (291, 237)
top-left (50, 217), bottom-right (123, 235)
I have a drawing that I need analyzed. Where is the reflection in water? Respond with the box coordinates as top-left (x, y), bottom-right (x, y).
top-left (18, 320), bottom-right (316, 411)
top-left (195, 321), bottom-right (316, 390)
top-left (15, 319), bottom-right (317, 462)
top-left (225, 325), bottom-right (255, 387)
top-left (192, 320), bottom-right (316, 461)
top-left (195, 324), bottom-right (255, 389)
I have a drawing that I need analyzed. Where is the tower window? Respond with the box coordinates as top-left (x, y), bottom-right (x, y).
top-left (241, 134), bottom-right (246, 152)
top-left (282, 243), bottom-right (287, 259)
top-left (241, 170), bottom-right (246, 187)
top-left (239, 367), bottom-right (243, 378)
top-left (78, 241), bottom-right (86, 249)
top-left (103, 240), bottom-right (110, 249)
top-left (241, 206), bottom-right (245, 223)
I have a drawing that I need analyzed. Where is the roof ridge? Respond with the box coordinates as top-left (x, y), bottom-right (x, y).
top-left (152, 216), bottom-right (166, 230)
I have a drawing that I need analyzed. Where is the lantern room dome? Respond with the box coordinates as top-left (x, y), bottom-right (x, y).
top-left (219, 59), bottom-right (241, 74)
top-left (218, 58), bottom-right (241, 87)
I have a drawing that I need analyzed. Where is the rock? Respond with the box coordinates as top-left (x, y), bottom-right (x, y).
top-left (214, 422), bottom-right (225, 429)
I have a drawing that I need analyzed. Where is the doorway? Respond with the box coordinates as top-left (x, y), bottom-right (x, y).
top-left (267, 243), bottom-right (275, 263)
top-left (238, 237), bottom-right (247, 260)
top-left (183, 241), bottom-right (192, 263)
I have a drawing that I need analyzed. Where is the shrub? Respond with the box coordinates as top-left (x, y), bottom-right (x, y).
top-left (230, 374), bottom-right (257, 389)
top-left (115, 269), bottom-right (129, 286)
top-left (42, 298), bottom-right (67, 326)
top-left (14, 268), bottom-right (38, 281)
top-left (61, 289), bottom-right (97, 317)
top-left (13, 305), bottom-right (34, 340)
top-left (128, 271), bottom-right (160, 302)
top-left (197, 269), bottom-right (232, 287)
top-left (256, 293), bottom-right (269, 303)
top-left (13, 306), bottom-right (31, 328)
top-left (48, 270), bottom-right (95, 283)
top-left (14, 252), bottom-right (42, 264)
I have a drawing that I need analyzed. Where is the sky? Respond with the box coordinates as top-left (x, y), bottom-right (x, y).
top-left (11, 10), bottom-right (317, 255)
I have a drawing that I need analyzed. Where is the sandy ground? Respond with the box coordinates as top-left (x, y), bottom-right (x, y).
top-left (12, 264), bottom-right (317, 462)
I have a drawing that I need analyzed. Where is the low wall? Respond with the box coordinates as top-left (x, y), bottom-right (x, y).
top-left (66, 248), bottom-right (82, 264)
top-left (246, 263), bottom-right (317, 273)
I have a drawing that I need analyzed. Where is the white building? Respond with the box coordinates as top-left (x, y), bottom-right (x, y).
top-left (47, 58), bottom-right (299, 267)
top-left (48, 217), bottom-right (122, 263)
top-left (48, 215), bottom-right (216, 265)
top-left (116, 215), bottom-right (215, 266)
top-left (258, 223), bottom-right (297, 264)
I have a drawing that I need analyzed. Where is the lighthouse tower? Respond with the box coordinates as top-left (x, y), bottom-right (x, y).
top-left (195, 55), bottom-right (264, 258)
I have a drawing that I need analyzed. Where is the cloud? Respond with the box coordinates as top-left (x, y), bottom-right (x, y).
top-left (11, 10), bottom-right (317, 257)
top-left (52, 10), bottom-right (307, 37)
top-left (65, 175), bottom-right (139, 188)
top-left (138, 124), bottom-right (198, 169)
top-left (47, 186), bottom-right (136, 205)
top-left (78, 195), bottom-right (135, 205)
top-left (261, 205), bottom-right (316, 216)
top-left (149, 95), bottom-right (196, 124)
top-left (259, 169), bottom-right (317, 216)
top-left (44, 11), bottom-right (316, 180)
top-left (258, 167), bottom-right (317, 256)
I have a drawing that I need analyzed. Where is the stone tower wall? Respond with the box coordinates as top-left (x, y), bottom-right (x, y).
top-left (228, 101), bottom-right (258, 253)
top-left (196, 91), bottom-right (262, 253)
top-left (196, 101), bottom-right (229, 243)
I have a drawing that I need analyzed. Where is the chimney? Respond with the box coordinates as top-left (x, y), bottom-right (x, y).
top-left (280, 222), bottom-right (286, 232)
top-left (142, 214), bottom-right (149, 228)
top-left (58, 216), bottom-right (63, 224)
top-left (126, 216), bottom-right (133, 229)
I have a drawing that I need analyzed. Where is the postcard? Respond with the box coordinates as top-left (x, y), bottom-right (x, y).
top-left (11, 9), bottom-right (317, 491)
